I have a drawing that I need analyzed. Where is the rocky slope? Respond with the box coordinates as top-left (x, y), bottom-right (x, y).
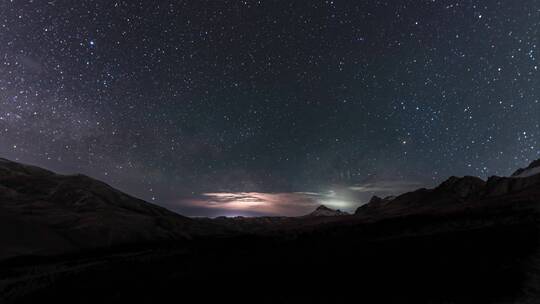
top-left (0, 158), bottom-right (221, 260)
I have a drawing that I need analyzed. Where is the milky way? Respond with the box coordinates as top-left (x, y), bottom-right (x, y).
top-left (1, 1), bottom-right (539, 216)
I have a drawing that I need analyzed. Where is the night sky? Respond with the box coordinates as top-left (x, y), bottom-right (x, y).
top-left (1, 1), bottom-right (539, 216)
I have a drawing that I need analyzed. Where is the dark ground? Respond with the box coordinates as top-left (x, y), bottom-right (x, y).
top-left (2, 207), bottom-right (539, 303)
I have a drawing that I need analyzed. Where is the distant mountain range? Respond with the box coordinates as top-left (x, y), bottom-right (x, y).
top-left (2, 157), bottom-right (540, 260)
top-left (355, 159), bottom-right (540, 218)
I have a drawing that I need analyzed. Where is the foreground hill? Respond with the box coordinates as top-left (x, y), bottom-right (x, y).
top-left (0, 158), bottom-right (222, 260)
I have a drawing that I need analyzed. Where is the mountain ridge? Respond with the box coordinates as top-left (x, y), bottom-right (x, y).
top-left (305, 204), bottom-right (349, 217)
top-left (0, 158), bottom-right (224, 260)
top-left (355, 159), bottom-right (540, 217)
top-left (2, 157), bottom-right (540, 261)
top-left (512, 158), bottom-right (540, 177)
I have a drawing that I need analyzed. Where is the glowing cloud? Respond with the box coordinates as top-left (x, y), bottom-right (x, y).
top-left (182, 191), bottom-right (358, 217)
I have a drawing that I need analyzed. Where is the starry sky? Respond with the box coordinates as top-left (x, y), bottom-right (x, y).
top-left (1, 1), bottom-right (539, 216)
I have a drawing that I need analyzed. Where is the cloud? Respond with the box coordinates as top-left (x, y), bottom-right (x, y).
top-left (183, 192), bottom-right (317, 216)
top-left (171, 190), bottom-right (359, 217)
top-left (294, 191), bottom-right (355, 210)
top-left (348, 180), bottom-right (423, 193)
top-left (164, 180), bottom-right (424, 217)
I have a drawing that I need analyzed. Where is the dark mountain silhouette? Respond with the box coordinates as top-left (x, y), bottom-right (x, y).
top-left (0, 158), bottom-right (223, 260)
top-left (355, 162), bottom-right (540, 218)
top-left (1, 158), bottom-right (540, 303)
